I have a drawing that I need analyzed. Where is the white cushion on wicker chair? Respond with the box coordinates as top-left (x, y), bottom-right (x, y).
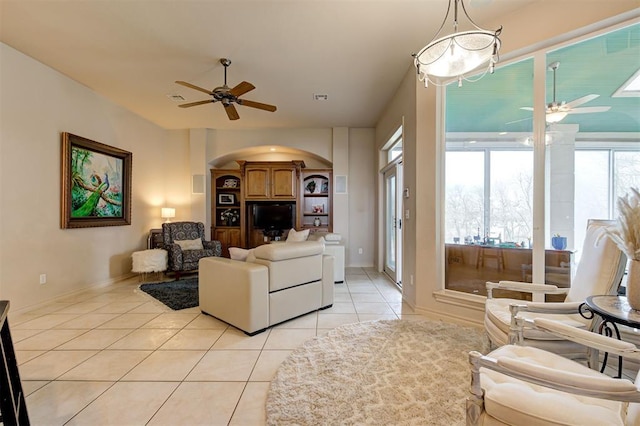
top-left (481, 345), bottom-right (626, 426)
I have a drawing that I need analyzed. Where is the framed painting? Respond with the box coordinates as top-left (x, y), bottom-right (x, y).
top-left (61, 133), bottom-right (132, 228)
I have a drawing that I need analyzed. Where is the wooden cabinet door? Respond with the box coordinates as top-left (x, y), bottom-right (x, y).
top-left (214, 228), bottom-right (243, 258)
top-left (244, 167), bottom-right (270, 199)
top-left (271, 167), bottom-right (297, 199)
top-left (227, 228), bottom-right (242, 248)
top-left (214, 229), bottom-right (230, 257)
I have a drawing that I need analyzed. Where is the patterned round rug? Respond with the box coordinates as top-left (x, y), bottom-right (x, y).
top-left (266, 319), bottom-right (489, 426)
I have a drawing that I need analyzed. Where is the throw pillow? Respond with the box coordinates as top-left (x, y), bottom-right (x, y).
top-left (286, 228), bottom-right (310, 242)
top-left (174, 238), bottom-right (204, 251)
top-left (229, 247), bottom-right (253, 261)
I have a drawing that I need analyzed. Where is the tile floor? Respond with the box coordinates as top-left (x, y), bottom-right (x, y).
top-left (10, 267), bottom-right (421, 425)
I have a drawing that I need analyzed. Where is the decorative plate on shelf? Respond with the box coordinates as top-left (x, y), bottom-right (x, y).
top-left (223, 178), bottom-right (238, 188)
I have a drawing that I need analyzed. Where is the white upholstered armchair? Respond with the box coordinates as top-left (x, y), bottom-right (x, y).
top-left (468, 318), bottom-right (640, 426)
top-left (484, 220), bottom-right (627, 360)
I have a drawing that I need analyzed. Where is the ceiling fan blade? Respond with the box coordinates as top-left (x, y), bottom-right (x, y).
top-left (564, 94), bottom-right (599, 109)
top-left (566, 106), bottom-right (611, 114)
top-left (229, 81), bottom-right (255, 97)
top-left (238, 99), bottom-right (277, 112)
top-left (178, 100), bottom-right (214, 108)
top-left (506, 117), bottom-right (533, 125)
top-left (175, 81), bottom-right (213, 95)
top-left (224, 103), bottom-right (240, 120)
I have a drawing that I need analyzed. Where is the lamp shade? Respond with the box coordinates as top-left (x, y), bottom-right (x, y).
top-left (413, 0), bottom-right (502, 87)
top-left (415, 30), bottom-right (500, 78)
top-left (161, 207), bottom-right (175, 219)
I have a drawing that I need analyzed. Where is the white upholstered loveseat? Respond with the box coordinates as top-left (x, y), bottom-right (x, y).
top-left (199, 240), bottom-right (334, 335)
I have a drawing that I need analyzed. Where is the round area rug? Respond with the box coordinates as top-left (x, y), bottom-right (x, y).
top-left (266, 319), bottom-right (489, 426)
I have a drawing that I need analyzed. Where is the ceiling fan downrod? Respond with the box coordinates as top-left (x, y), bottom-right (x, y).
top-left (220, 58), bottom-right (231, 88)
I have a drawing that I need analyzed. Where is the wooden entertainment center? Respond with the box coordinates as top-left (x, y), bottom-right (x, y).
top-left (211, 160), bottom-right (333, 256)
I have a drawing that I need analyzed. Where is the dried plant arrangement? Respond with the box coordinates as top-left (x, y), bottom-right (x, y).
top-left (604, 187), bottom-right (640, 261)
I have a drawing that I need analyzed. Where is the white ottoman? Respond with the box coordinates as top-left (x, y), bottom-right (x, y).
top-left (323, 244), bottom-right (345, 283)
top-left (132, 249), bottom-right (168, 282)
top-left (308, 233), bottom-right (345, 283)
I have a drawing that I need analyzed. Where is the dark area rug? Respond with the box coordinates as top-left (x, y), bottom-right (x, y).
top-left (139, 278), bottom-right (198, 310)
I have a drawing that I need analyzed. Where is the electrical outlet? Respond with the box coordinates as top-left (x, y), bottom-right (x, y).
top-left (358, 248), bottom-right (363, 254)
top-left (410, 275), bottom-right (414, 286)
top-left (39, 274), bottom-right (47, 285)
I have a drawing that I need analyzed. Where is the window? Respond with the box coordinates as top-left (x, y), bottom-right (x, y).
top-left (445, 151), bottom-right (484, 244)
top-left (489, 151), bottom-right (533, 244)
top-left (574, 149), bottom-right (640, 254)
top-left (387, 127), bottom-right (403, 162)
top-left (443, 23), bottom-right (639, 297)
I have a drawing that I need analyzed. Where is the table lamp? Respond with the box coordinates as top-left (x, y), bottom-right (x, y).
top-left (161, 207), bottom-right (175, 223)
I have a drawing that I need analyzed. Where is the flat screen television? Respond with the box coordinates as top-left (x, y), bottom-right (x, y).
top-left (253, 203), bottom-right (294, 231)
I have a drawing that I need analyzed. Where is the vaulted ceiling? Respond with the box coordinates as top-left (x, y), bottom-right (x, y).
top-left (1, 1), bottom-right (637, 132)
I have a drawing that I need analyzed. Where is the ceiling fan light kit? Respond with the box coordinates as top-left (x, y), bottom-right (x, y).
top-left (175, 58), bottom-right (277, 121)
top-left (545, 111), bottom-right (568, 124)
top-left (413, 0), bottom-right (502, 87)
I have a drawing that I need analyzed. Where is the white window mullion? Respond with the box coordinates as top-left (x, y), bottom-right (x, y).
top-left (532, 51), bottom-right (547, 286)
top-left (484, 149), bottom-right (491, 237)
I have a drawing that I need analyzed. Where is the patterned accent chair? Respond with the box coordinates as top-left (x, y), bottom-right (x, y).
top-left (162, 222), bottom-right (222, 278)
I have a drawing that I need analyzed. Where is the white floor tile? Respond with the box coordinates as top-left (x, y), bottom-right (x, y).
top-left (14, 329), bottom-right (87, 351)
top-left (186, 350), bottom-right (260, 381)
top-left (20, 350), bottom-right (98, 380)
top-left (59, 350), bottom-right (152, 381)
top-left (230, 382), bottom-right (270, 425)
top-left (12, 266), bottom-right (411, 425)
top-left (264, 328), bottom-right (316, 350)
top-left (249, 350), bottom-right (292, 381)
top-left (26, 381), bottom-right (113, 425)
top-left (107, 328), bottom-right (177, 350)
top-left (212, 327), bottom-right (270, 350)
top-left (147, 382), bottom-right (245, 425)
top-left (160, 328), bottom-right (224, 350)
top-left (122, 350), bottom-right (205, 381)
top-left (66, 381), bottom-right (178, 426)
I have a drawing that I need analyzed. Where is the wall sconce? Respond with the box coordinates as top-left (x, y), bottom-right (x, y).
top-left (161, 207), bottom-right (175, 223)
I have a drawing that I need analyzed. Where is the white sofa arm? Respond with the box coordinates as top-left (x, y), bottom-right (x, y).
top-left (199, 257), bottom-right (269, 335)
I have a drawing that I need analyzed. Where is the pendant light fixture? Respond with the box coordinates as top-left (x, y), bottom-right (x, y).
top-left (413, 0), bottom-right (502, 87)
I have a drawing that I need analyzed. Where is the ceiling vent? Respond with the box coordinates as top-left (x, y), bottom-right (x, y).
top-left (313, 94), bottom-right (328, 101)
top-left (167, 94), bottom-right (186, 102)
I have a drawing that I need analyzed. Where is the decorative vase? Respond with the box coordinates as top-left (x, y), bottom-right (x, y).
top-left (627, 260), bottom-right (640, 311)
top-left (551, 236), bottom-right (567, 250)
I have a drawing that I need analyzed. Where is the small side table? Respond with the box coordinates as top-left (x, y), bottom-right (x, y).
top-left (580, 295), bottom-right (640, 377)
top-left (132, 249), bottom-right (168, 282)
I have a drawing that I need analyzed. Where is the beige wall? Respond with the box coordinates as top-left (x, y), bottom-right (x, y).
top-left (347, 128), bottom-right (376, 267)
top-left (0, 43), bottom-right (189, 312)
top-left (376, 5), bottom-right (639, 325)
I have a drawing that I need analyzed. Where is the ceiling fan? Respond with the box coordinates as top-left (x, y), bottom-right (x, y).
top-left (175, 58), bottom-right (277, 121)
top-left (520, 61), bottom-right (610, 124)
